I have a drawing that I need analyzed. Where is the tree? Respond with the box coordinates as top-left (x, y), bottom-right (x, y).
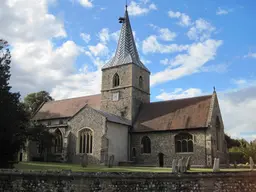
top-left (24, 91), bottom-right (53, 116)
top-left (225, 134), bottom-right (241, 149)
top-left (26, 122), bottom-right (55, 161)
top-left (0, 39), bottom-right (29, 168)
top-left (238, 140), bottom-right (256, 162)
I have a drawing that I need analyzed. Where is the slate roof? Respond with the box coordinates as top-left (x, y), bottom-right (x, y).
top-left (94, 109), bottom-right (132, 126)
top-left (32, 94), bottom-right (101, 120)
top-left (102, 8), bottom-right (149, 72)
top-left (133, 95), bottom-right (213, 132)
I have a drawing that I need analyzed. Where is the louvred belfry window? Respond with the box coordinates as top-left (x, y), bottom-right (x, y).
top-left (113, 73), bottom-right (120, 87)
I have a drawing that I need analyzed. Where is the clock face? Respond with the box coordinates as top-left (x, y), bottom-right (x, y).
top-left (112, 92), bottom-right (119, 101)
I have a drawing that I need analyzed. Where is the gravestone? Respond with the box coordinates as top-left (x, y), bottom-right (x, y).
top-left (213, 158), bottom-right (220, 172)
top-left (177, 157), bottom-right (185, 173)
top-left (249, 157), bottom-right (254, 171)
top-left (108, 155), bottom-right (115, 168)
top-left (172, 159), bottom-right (177, 173)
top-left (80, 153), bottom-right (88, 168)
top-left (186, 156), bottom-right (191, 171)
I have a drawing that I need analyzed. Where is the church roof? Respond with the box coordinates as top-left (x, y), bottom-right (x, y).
top-left (102, 7), bottom-right (150, 72)
top-left (32, 94), bottom-right (101, 120)
top-left (133, 95), bottom-right (213, 132)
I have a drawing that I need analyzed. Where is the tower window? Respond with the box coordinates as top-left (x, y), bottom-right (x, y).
top-left (113, 73), bottom-right (120, 87)
top-left (139, 76), bottom-right (143, 88)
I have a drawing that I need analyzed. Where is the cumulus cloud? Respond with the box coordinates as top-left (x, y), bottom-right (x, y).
top-left (155, 86), bottom-right (256, 141)
top-left (80, 32), bottom-right (91, 43)
top-left (151, 39), bottom-right (222, 86)
top-left (127, 0), bottom-right (157, 16)
top-left (187, 18), bottom-right (216, 41)
top-left (78, 0), bottom-right (93, 8)
top-left (168, 10), bottom-right (192, 27)
top-left (88, 43), bottom-right (109, 57)
top-left (142, 35), bottom-right (188, 54)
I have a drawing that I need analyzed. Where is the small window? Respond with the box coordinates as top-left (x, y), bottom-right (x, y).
top-left (141, 136), bottom-right (151, 154)
top-left (139, 76), bottom-right (143, 88)
top-left (113, 73), bottom-right (120, 87)
top-left (47, 121), bottom-right (51, 126)
top-left (132, 148), bottom-right (136, 157)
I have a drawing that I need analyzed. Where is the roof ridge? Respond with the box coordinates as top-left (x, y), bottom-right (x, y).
top-left (45, 94), bottom-right (101, 103)
top-left (150, 94), bottom-right (212, 104)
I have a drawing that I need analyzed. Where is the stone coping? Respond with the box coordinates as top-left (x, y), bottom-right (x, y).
top-left (0, 169), bottom-right (256, 179)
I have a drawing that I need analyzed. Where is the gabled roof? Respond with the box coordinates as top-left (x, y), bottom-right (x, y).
top-left (133, 95), bottom-right (213, 132)
top-left (32, 94), bottom-right (101, 120)
top-left (102, 7), bottom-right (150, 72)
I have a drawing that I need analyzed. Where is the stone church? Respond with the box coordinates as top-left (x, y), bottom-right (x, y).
top-left (25, 8), bottom-right (228, 167)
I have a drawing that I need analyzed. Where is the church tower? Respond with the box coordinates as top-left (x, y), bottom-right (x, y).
top-left (100, 6), bottom-right (150, 122)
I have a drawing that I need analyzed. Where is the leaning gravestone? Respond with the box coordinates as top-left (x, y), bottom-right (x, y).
top-left (80, 153), bottom-right (88, 168)
top-left (249, 157), bottom-right (254, 171)
top-left (172, 159), bottom-right (177, 173)
top-left (186, 156), bottom-right (191, 171)
top-left (108, 155), bottom-right (115, 168)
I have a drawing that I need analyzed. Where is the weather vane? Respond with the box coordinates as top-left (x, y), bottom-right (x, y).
top-left (118, 0), bottom-right (128, 23)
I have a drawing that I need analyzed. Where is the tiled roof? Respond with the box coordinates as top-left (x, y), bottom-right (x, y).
top-left (33, 94), bottom-right (101, 120)
top-left (102, 8), bottom-right (149, 72)
top-left (133, 95), bottom-right (213, 132)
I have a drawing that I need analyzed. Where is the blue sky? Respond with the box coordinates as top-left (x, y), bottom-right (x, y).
top-left (1, 0), bottom-right (256, 140)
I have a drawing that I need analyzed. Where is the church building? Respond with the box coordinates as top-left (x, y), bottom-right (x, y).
top-left (28, 7), bottom-right (228, 167)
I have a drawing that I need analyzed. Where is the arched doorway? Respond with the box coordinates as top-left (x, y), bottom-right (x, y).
top-left (158, 152), bottom-right (164, 167)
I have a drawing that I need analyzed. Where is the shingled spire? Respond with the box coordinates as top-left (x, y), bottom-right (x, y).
top-left (102, 6), bottom-right (150, 72)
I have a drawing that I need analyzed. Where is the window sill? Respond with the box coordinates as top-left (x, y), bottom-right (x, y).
top-left (141, 153), bottom-right (151, 155)
top-left (175, 152), bottom-right (194, 154)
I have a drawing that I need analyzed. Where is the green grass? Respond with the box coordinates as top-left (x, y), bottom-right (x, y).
top-left (13, 162), bottom-right (254, 173)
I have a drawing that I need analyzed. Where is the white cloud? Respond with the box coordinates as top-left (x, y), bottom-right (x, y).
top-left (155, 86), bottom-right (256, 141)
top-left (244, 52), bottom-right (256, 58)
top-left (88, 43), bottom-right (109, 57)
top-left (156, 88), bottom-right (203, 100)
top-left (98, 28), bottom-right (110, 44)
top-left (187, 18), bottom-right (215, 41)
top-left (142, 35), bottom-right (189, 54)
top-left (159, 28), bottom-right (176, 41)
top-left (151, 39), bottom-right (222, 86)
top-left (80, 32), bottom-right (91, 43)
top-left (216, 7), bottom-right (230, 15)
top-left (168, 10), bottom-right (192, 27)
top-left (78, 0), bottom-right (93, 8)
top-left (127, 1), bottom-right (157, 16)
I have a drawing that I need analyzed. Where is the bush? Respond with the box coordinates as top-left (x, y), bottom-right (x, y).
top-left (229, 151), bottom-right (246, 164)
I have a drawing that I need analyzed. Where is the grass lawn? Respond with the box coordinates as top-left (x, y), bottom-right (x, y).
top-left (13, 162), bottom-right (253, 173)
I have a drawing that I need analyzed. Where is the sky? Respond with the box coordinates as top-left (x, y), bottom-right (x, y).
top-left (1, 0), bottom-right (256, 141)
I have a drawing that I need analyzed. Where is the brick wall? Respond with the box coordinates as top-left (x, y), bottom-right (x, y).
top-left (0, 170), bottom-right (255, 192)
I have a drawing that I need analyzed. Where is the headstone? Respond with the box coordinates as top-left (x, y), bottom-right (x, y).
top-left (182, 157), bottom-right (187, 172)
top-left (80, 153), bottom-right (88, 167)
top-left (172, 159), bottom-right (177, 173)
top-left (216, 158), bottom-right (220, 172)
top-left (108, 155), bottom-right (115, 168)
top-left (249, 157), bottom-right (254, 171)
top-left (177, 157), bottom-right (184, 173)
top-left (212, 158), bottom-right (217, 172)
top-left (213, 158), bottom-right (220, 172)
top-left (186, 156), bottom-right (192, 171)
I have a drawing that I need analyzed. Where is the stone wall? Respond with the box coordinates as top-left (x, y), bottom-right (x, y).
top-left (131, 130), bottom-right (207, 167)
top-left (0, 170), bottom-right (256, 192)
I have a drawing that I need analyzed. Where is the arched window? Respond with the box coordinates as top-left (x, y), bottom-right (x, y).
top-left (141, 136), bottom-right (151, 154)
top-left (216, 116), bottom-right (221, 150)
top-left (113, 73), bottom-right (120, 87)
top-left (139, 76), bottom-right (143, 88)
top-left (79, 128), bottom-right (93, 154)
top-left (175, 132), bottom-right (193, 153)
top-left (54, 129), bottom-right (62, 153)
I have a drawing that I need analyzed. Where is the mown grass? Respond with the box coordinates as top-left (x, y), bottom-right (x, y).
top-left (13, 162), bottom-right (254, 173)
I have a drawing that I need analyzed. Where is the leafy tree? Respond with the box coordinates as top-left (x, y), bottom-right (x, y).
top-left (24, 91), bottom-right (53, 116)
top-left (225, 133), bottom-right (241, 149)
top-left (238, 141), bottom-right (256, 162)
top-left (0, 39), bottom-right (29, 168)
top-left (26, 122), bottom-right (55, 161)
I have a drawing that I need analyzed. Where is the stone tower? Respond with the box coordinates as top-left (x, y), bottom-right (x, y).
top-left (100, 7), bottom-right (150, 122)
